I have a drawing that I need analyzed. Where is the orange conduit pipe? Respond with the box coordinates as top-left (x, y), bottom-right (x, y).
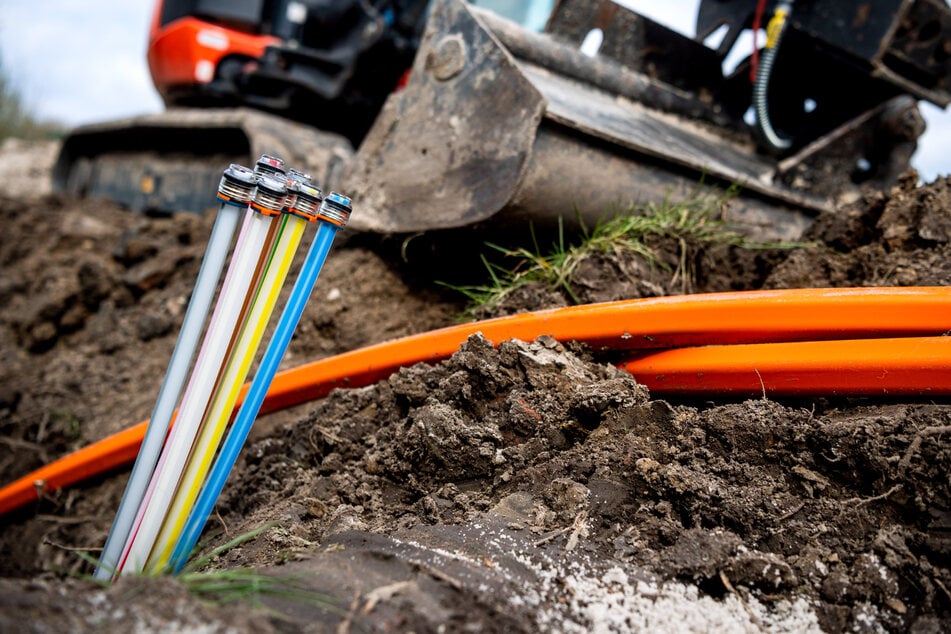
top-left (1, 286), bottom-right (949, 517)
top-left (259, 286), bottom-right (951, 412)
top-left (621, 335), bottom-right (951, 397)
top-left (0, 425), bottom-right (146, 518)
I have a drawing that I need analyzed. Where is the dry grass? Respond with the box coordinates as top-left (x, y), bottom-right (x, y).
top-left (445, 189), bottom-right (806, 316)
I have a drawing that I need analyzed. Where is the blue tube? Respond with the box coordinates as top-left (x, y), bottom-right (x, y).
top-left (169, 222), bottom-right (340, 572)
top-left (94, 202), bottom-right (242, 581)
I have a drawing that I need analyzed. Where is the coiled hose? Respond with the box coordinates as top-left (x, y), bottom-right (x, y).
top-left (754, 0), bottom-right (795, 151)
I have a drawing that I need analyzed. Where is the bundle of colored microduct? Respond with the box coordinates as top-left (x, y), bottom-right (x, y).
top-left (94, 156), bottom-right (352, 580)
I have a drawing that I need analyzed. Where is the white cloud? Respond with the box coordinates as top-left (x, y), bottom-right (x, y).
top-left (917, 103), bottom-right (951, 183)
top-left (618, 0), bottom-right (698, 34)
top-left (0, 0), bottom-right (162, 125)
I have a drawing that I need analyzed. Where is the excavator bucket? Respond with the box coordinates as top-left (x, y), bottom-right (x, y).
top-left (344, 0), bottom-right (933, 239)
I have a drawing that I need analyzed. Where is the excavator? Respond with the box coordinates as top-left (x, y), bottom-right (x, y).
top-left (53, 0), bottom-right (951, 239)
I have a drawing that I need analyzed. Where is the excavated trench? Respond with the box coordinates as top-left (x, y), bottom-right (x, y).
top-left (0, 157), bottom-right (950, 631)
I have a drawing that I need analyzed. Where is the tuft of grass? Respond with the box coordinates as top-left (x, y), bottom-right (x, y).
top-left (73, 523), bottom-right (340, 614)
top-left (48, 407), bottom-right (83, 443)
top-left (175, 567), bottom-right (333, 610)
top-left (176, 521), bottom-right (277, 575)
top-left (444, 189), bottom-right (808, 316)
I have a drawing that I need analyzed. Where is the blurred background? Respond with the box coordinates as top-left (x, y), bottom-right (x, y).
top-left (1, 0), bottom-right (947, 181)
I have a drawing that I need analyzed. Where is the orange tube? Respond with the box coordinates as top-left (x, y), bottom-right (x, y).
top-left (620, 336), bottom-right (951, 396)
top-left (1, 287), bottom-right (949, 516)
top-left (0, 424), bottom-right (144, 517)
top-left (258, 287), bottom-right (951, 412)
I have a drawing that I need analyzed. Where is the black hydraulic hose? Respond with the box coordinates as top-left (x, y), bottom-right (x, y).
top-left (754, 0), bottom-right (795, 151)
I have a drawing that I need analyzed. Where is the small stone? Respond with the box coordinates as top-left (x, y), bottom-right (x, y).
top-left (135, 313), bottom-right (172, 341)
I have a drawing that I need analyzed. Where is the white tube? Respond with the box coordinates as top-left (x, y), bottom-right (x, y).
top-left (121, 207), bottom-right (276, 574)
top-left (93, 202), bottom-right (241, 581)
top-left (148, 214), bottom-right (307, 571)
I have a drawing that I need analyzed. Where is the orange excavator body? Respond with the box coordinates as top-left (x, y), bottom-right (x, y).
top-left (146, 8), bottom-right (277, 101)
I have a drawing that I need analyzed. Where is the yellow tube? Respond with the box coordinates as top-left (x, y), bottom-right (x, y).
top-left (147, 214), bottom-right (307, 572)
top-left (765, 7), bottom-right (788, 49)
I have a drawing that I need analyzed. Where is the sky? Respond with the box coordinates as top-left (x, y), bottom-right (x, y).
top-left (0, 0), bottom-right (947, 181)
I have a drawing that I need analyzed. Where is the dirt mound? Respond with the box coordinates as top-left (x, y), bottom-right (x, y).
top-left (1, 171), bottom-right (949, 632)
top-left (767, 172), bottom-right (951, 288)
top-left (203, 335), bottom-right (951, 631)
